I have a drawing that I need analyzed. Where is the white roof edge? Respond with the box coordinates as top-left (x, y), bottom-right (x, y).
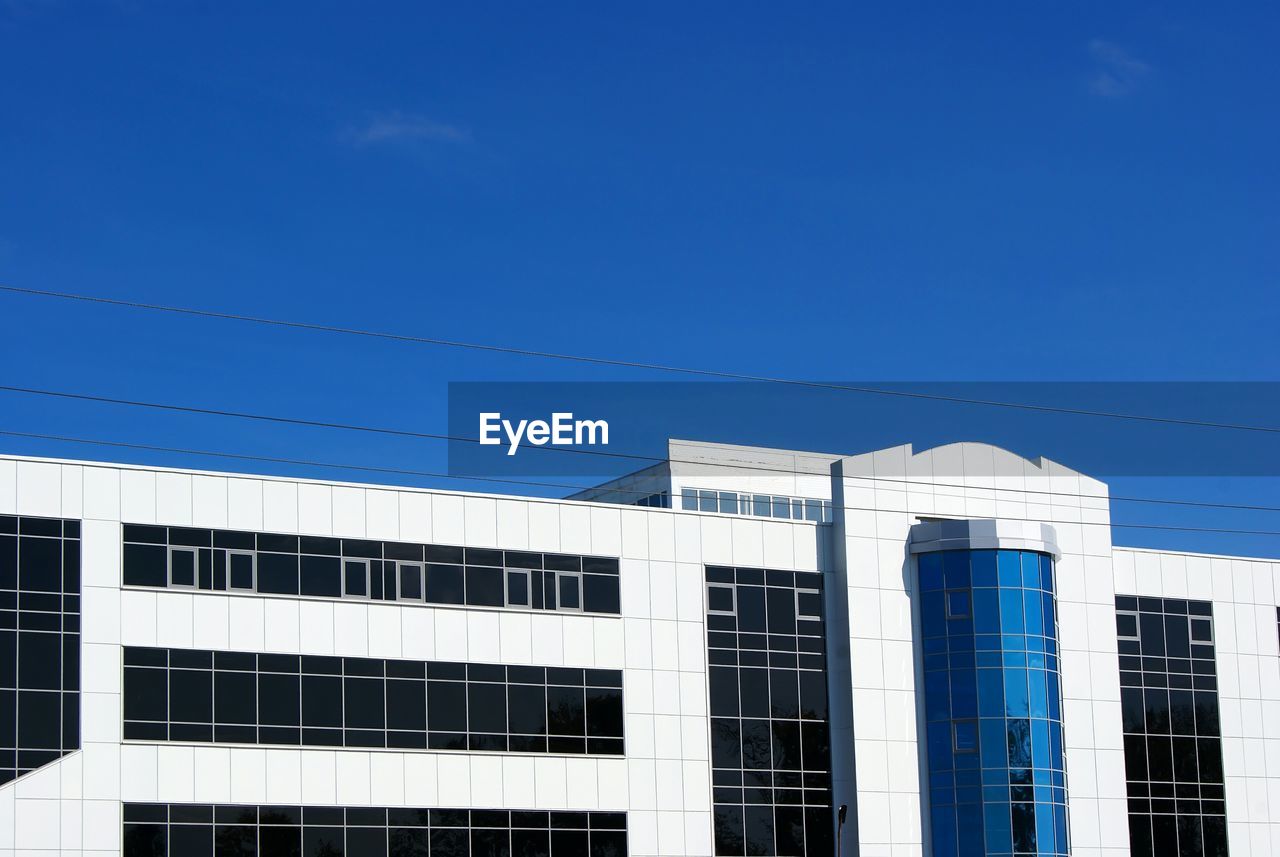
top-left (0, 451), bottom-right (646, 512)
top-left (0, 451), bottom-right (824, 524)
top-left (1114, 544), bottom-right (1279, 563)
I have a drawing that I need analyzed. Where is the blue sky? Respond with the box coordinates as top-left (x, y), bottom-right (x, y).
top-left (1, 3), bottom-right (1277, 556)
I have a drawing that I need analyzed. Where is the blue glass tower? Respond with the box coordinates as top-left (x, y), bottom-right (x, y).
top-left (918, 546), bottom-right (1069, 857)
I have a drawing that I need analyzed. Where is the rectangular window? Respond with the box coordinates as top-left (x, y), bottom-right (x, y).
top-left (953, 719), bottom-right (978, 753)
top-left (699, 490), bottom-right (718, 513)
top-left (398, 563), bottom-right (423, 601)
top-left (0, 515), bottom-right (82, 786)
top-left (168, 547), bottom-right (197, 588)
top-left (946, 590), bottom-right (971, 619)
top-left (121, 525), bottom-right (621, 615)
top-left (753, 494), bottom-right (771, 516)
top-left (1116, 595), bottom-right (1227, 857)
top-left (681, 488), bottom-right (697, 511)
top-left (506, 570), bottom-right (530, 608)
top-left (122, 646), bottom-right (623, 757)
top-left (123, 804), bottom-right (627, 857)
top-left (718, 492), bottom-right (739, 514)
top-left (705, 565), bottom-right (832, 856)
top-left (227, 551), bottom-right (255, 591)
top-left (343, 560), bottom-right (370, 598)
top-left (557, 573), bottom-right (582, 611)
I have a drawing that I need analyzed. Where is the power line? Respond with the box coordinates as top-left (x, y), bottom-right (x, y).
top-left (4, 427), bottom-right (1280, 537)
top-left (3, 283), bottom-right (1278, 434)
top-left (2, 383), bottom-right (1278, 514)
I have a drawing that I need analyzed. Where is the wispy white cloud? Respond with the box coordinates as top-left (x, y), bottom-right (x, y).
top-left (345, 112), bottom-right (470, 146)
top-left (1088, 40), bottom-right (1151, 97)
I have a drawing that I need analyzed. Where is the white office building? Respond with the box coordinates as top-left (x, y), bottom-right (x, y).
top-left (0, 439), bottom-right (1277, 856)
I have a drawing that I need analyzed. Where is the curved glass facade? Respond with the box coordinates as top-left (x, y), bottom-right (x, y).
top-left (919, 549), bottom-right (1068, 857)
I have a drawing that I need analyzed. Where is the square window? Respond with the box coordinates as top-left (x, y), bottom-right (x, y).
top-left (753, 495), bottom-right (771, 516)
top-left (708, 584), bottom-right (735, 615)
top-left (796, 589), bottom-right (822, 620)
top-left (1190, 618), bottom-right (1212, 643)
top-left (681, 489), bottom-right (697, 511)
top-left (699, 490), bottom-right (718, 513)
top-left (946, 590), bottom-right (971, 619)
top-left (718, 492), bottom-right (739, 515)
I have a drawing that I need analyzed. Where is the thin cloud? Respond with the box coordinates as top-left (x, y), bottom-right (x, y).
top-left (1088, 40), bottom-right (1151, 97)
top-left (346, 112), bottom-right (471, 146)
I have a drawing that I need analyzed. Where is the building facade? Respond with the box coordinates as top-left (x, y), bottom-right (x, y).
top-left (0, 440), bottom-right (1277, 856)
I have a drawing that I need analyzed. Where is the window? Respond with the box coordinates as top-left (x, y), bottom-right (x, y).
top-left (1115, 595), bottom-right (1227, 857)
top-left (953, 719), bottom-right (978, 753)
top-left (425, 563), bottom-right (464, 605)
top-left (123, 804), bottom-right (627, 857)
top-left (708, 583), bottom-right (736, 615)
top-left (705, 565), bottom-right (832, 857)
top-left (946, 590), bottom-right (971, 619)
top-left (121, 525), bottom-right (621, 615)
top-left (557, 573), bottom-right (582, 611)
top-left (398, 563), bottom-right (423, 601)
top-left (506, 570), bottom-right (530, 608)
top-left (681, 488), bottom-right (697, 511)
top-left (123, 646), bottom-right (624, 757)
top-left (699, 490), bottom-right (719, 512)
top-left (227, 551), bottom-right (255, 591)
top-left (0, 515), bottom-right (81, 786)
top-left (718, 492), bottom-right (739, 514)
top-left (796, 588), bottom-right (821, 620)
top-left (168, 547), bottom-right (197, 588)
top-left (343, 560), bottom-right (370, 598)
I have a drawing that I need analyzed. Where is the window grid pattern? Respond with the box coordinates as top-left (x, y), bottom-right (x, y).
top-left (123, 803), bottom-right (628, 856)
top-left (705, 565), bottom-right (833, 856)
top-left (1116, 595), bottom-right (1229, 857)
top-left (0, 515), bottom-right (80, 786)
top-left (121, 524), bottom-right (620, 615)
top-left (920, 549), bottom-right (1068, 857)
top-left (123, 647), bottom-right (624, 756)
top-left (680, 489), bottom-right (833, 524)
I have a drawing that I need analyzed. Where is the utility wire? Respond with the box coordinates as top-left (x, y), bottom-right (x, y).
top-left (2, 284), bottom-right (1277, 434)
top-left (4, 427), bottom-right (1280, 537)
top-left (2, 383), bottom-right (1278, 514)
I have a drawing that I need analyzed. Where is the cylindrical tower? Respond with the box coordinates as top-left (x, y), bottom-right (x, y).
top-left (912, 520), bottom-right (1069, 857)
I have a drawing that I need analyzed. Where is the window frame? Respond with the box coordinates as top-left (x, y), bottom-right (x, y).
top-left (556, 571), bottom-right (583, 612)
top-left (707, 583), bottom-right (737, 616)
top-left (397, 562), bottom-right (424, 602)
top-left (225, 549), bottom-right (256, 592)
top-left (167, 546), bottom-right (198, 589)
top-left (505, 568), bottom-right (531, 608)
top-left (952, 718), bottom-right (979, 754)
top-left (343, 558), bottom-right (372, 599)
top-left (795, 587), bottom-right (821, 620)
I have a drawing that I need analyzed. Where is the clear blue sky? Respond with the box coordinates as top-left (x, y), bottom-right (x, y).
top-left (1, 3), bottom-right (1277, 556)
